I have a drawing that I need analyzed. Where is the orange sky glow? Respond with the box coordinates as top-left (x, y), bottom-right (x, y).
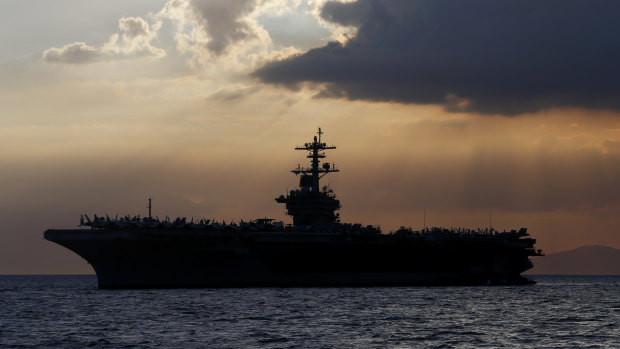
top-left (1, 0), bottom-right (619, 273)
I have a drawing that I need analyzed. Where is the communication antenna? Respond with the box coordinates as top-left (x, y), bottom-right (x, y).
top-left (148, 197), bottom-right (152, 219)
top-left (424, 208), bottom-right (426, 230)
top-left (489, 211), bottom-right (492, 231)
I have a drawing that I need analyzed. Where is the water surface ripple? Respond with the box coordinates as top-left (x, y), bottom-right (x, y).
top-left (1, 275), bottom-right (618, 348)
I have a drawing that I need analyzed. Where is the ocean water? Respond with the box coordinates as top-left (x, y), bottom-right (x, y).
top-left (0, 275), bottom-right (618, 348)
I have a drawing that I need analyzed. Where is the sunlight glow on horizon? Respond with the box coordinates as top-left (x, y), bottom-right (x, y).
top-left (1, 0), bottom-right (620, 273)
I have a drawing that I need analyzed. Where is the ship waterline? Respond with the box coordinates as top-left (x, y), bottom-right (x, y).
top-left (45, 129), bottom-right (541, 288)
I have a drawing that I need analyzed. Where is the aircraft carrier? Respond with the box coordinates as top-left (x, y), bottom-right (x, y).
top-left (44, 129), bottom-right (542, 288)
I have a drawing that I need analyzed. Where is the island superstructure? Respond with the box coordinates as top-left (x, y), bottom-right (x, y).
top-left (45, 129), bottom-right (542, 288)
top-left (276, 128), bottom-right (341, 227)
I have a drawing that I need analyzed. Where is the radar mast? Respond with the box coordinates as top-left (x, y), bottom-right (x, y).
top-left (276, 128), bottom-right (341, 227)
top-left (291, 127), bottom-right (339, 192)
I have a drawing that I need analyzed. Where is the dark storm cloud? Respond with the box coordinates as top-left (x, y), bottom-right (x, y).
top-left (254, 0), bottom-right (620, 115)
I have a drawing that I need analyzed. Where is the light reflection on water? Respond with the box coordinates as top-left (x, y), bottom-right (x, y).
top-left (0, 275), bottom-right (618, 348)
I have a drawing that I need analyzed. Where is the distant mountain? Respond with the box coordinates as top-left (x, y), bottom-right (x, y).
top-left (526, 245), bottom-right (620, 275)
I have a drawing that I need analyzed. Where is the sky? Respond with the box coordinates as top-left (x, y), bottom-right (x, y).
top-left (1, 0), bottom-right (619, 274)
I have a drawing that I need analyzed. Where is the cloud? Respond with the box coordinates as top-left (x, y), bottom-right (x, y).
top-left (254, 0), bottom-right (620, 115)
top-left (41, 1), bottom-right (314, 72)
top-left (206, 85), bottom-right (260, 102)
top-left (158, 0), bottom-right (266, 58)
top-left (41, 42), bottom-right (101, 64)
top-left (43, 17), bottom-right (165, 64)
top-left (152, 0), bottom-right (307, 74)
top-left (188, 0), bottom-right (260, 56)
top-left (119, 17), bottom-right (151, 39)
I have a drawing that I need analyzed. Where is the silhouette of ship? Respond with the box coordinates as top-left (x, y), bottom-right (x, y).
top-left (45, 129), bottom-right (542, 288)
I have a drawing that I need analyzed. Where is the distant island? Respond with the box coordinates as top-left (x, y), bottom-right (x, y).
top-left (526, 245), bottom-right (620, 275)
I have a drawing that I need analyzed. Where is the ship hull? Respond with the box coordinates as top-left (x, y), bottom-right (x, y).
top-left (45, 228), bottom-right (536, 288)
